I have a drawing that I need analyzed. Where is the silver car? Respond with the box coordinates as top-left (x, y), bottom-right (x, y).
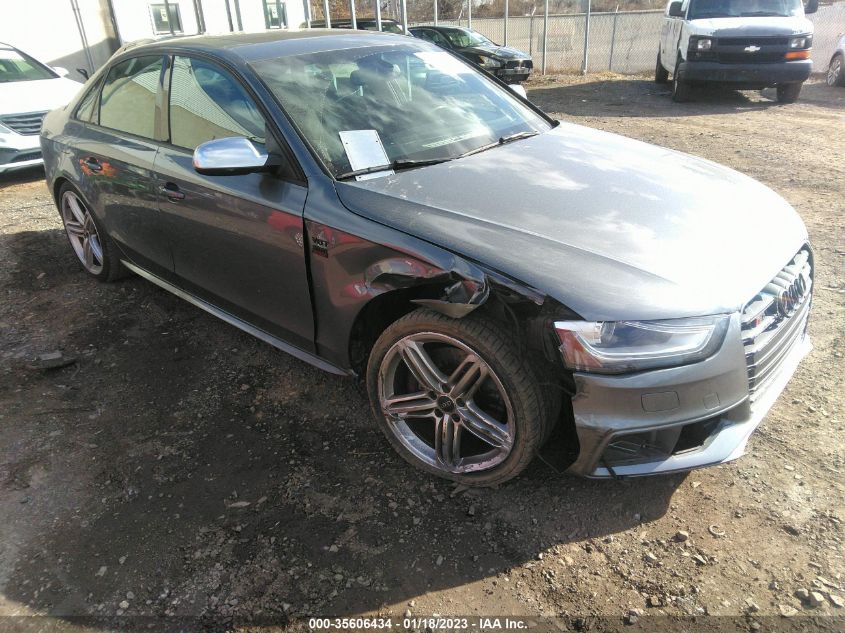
top-left (40, 31), bottom-right (812, 485)
top-left (827, 32), bottom-right (845, 87)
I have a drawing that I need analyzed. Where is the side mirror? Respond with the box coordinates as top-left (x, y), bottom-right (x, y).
top-left (52, 66), bottom-right (70, 77)
top-left (193, 137), bottom-right (277, 176)
top-left (804, 0), bottom-right (818, 14)
top-left (668, 1), bottom-right (685, 17)
top-left (509, 83), bottom-right (528, 99)
top-left (76, 68), bottom-right (90, 80)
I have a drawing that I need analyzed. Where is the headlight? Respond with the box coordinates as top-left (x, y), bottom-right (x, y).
top-left (789, 35), bottom-right (812, 49)
top-left (695, 38), bottom-right (712, 51)
top-left (554, 315), bottom-right (730, 374)
top-left (478, 56), bottom-right (503, 69)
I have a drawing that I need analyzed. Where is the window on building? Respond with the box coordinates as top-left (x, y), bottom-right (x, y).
top-left (168, 56), bottom-right (265, 150)
top-left (99, 56), bottom-right (163, 139)
top-left (149, 3), bottom-right (183, 34)
top-left (263, 0), bottom-right (287, 29)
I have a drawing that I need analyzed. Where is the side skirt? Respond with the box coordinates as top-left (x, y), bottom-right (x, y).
top-left (121, 260), bottom-right (352, 377)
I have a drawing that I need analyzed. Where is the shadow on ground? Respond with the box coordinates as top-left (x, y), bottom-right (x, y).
top-left (528, 77), bottom-right (845, 118)
top-left (0, 228), bottom-right (684, 626)
top-left (0, 166), bottom-right (45, 189)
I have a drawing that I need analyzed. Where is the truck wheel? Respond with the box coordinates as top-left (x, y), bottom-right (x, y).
top-left (672, 55), bottom-right (691, 102)
top-left (366, 308), bottom-right (556, 486)
top-left (776, 82), bottom-right (802, 103)
top-left (828, 54), bottom-right (844, 87)
top-left (655, 52), bottom-right (669, 84)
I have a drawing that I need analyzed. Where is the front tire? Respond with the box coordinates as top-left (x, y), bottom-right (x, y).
top-left (672, 54), bottom-right (692, 102)
top-left (366, 309), bottom-right (554, 486)
top-left (58, 183), bottom-right (127, 281)
top-left (776, 82), bottom-right (802, 103)
top-left (655, 52), bottom-right (669, 84)
top-left (827, 54), bottom-right (844, 87)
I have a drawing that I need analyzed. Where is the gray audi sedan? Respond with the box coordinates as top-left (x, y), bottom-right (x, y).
top-left (40, 30), bottom-right (812, 485)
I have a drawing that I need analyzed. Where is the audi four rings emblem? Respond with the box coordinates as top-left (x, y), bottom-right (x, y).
top-left (777, 275), bottom-right (807, 318)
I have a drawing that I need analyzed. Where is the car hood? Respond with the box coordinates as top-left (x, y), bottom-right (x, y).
top-left (334, 123), bottom-right (808, 322)
top-left (688, 16), bottom-right (813, 37)
top-left (0, 77), bottom-right (82, 117)
top-left (460, 44), bottom-right (530, 60)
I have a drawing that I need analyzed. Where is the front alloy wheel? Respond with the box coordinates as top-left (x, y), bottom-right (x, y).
top-left (367, 309), bottom-right (554, 486)
top-left (828, 55), bottom-right (844, 87)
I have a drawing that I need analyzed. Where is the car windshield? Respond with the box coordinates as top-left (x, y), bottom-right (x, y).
top-left (442, 28), bottom-right (494, 48)
top-left (252, 44), bottom-right (549, 178)
top-left (0, 47), bottom-right (56, 83)
top-left (688, 0), bottom-right (804, 18)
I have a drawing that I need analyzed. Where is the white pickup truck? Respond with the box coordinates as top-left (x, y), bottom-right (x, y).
top-left (656, 0), bottom-right (818, 103)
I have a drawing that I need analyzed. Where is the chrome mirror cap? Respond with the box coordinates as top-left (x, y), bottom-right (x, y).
top-left (193, 137), bottom-right (270, 176)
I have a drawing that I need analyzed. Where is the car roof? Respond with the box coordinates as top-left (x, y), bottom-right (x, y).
top-left (119, 29), bottom-right (408, 63)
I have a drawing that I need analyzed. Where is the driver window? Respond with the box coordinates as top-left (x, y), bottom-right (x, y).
top-left (168, 56), bottom-right (265, 150)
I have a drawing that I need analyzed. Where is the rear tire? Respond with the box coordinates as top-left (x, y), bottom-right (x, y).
top-left (655, 52), bottom-right (669, 84)
top-left (827, 54), bottom-right (844, 87)
top-left (672, 55), bottom-right (692, 102)
top-left (366, 308), bottom-right (556, 486)
top-left (58, 183), bottom-right (128, 282)
top-left (776, 82), bottom-right (802, 103)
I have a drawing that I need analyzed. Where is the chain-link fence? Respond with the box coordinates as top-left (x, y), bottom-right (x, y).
top-left (411, 1), bottom-right (845, 74)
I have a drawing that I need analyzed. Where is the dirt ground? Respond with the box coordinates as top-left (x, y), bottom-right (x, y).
top-left (1, 75), bottom-right (844, 633)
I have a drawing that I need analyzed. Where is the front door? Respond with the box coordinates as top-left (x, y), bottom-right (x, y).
top-left (153, 55), bottom-right (314, 351)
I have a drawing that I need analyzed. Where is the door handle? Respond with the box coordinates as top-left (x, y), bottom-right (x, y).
top-left (160, 182), bottom-right (186, 201)
top-left (82, 157), bottom-right (102, 172)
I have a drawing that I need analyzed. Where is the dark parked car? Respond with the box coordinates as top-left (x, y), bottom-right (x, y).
top-left (41, 30), bottom-right (812, 485)
top-left (306, 18), bottom-right (405, 34)
top-left (409, 26), bottom-right (532, 83)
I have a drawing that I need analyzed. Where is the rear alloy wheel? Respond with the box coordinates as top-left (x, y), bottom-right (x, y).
top-left (59, 184), bottom-right (126, 281)
top-left (828, 54), bottom-right (845, 87)
top-left (672, 55), bottom-right (692, 102)
top-left (776, 82), bottom-right (802, 103)
top-left (655, 52), bottom-right (669, 84)
top-left (367, 309), bottom-right (552, 486)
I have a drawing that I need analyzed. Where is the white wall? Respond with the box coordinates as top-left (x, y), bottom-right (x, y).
top-left (0, 0), bottom-right (117, 81)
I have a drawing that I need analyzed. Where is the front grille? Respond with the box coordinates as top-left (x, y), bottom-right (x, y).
top-left (716, 52), bottom-right (785, 64)
top-left (0, 111), bottom-right (47, 135)
top-left (741, 248), bottom-right (812, 401)
top-left (12, 150), bottom-right (41, 163)
top-left (504, 60), bottom-right (532, 70)
top-left (717, 37), bottom-right (789, 46)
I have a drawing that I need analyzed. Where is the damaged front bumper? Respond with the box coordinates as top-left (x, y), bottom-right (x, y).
top-left (565, 310), bottom-right (811, 478)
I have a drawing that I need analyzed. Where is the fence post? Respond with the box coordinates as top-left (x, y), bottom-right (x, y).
top-left (608, 4), bottom-right (618, 71)
top-left (323, 0), bottom-right (331, 26)
top-left (580, 0), bottom-right (591, 74)
top-left (504, 0), bottom-right (508, 45)
top-left (401, 0), bottom-right (408, 33)
top-left (350, 0), bottom-right (357, 28)
top-left (468, 0), bottom-right (472, 29)
top-left (304, 0), bottom-right (312, 27)
top-left (376, 0), bottom-right (382, 30)
top-left (433, 0), bottom-right (438, 25)
top-left (542, 0), bottom-right (548, 74)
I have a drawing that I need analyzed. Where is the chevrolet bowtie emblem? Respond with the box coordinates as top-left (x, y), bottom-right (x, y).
top-left (744, 45), bottom-right (762, 52)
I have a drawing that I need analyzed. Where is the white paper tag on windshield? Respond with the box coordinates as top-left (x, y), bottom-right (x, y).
top-left (339, 130), bottom-right (393, 180)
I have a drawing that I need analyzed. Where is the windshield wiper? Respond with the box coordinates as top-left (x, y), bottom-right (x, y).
top-left (336, 157), bottom-right (453, 181)
top-left (459, 130), bottom-right (540, 159)
top-left (740, 11), bottom-right (782, 16)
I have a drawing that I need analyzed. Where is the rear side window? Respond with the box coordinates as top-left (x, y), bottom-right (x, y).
top-left (168, 56), bottom-right (265, 150)
top-left (75, 82), bottom-right (100, 123)
top-left (99, 55), bottom-right (163, 139)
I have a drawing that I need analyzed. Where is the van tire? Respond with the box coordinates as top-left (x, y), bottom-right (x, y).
top-left (776, 82), bottom-right (802, 103)
top-left (655, 53), bottom-right (669, 84)
top-left (672, 55), bottom-right (692, 102)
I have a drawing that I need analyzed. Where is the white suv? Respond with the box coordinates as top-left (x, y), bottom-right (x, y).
top-left (1, 43), bottom-right (81, 174)
top-left (656, 0), bottom-right (817, 103)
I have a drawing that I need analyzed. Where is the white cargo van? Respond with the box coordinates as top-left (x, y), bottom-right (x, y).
top-left (656, 0), bottom-right (818, 103)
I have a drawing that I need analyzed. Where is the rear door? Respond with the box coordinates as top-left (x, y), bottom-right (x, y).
top-left (153, 55), bottom-right (314, 351)
top-left (70, 54), bottom-right (173, 278)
